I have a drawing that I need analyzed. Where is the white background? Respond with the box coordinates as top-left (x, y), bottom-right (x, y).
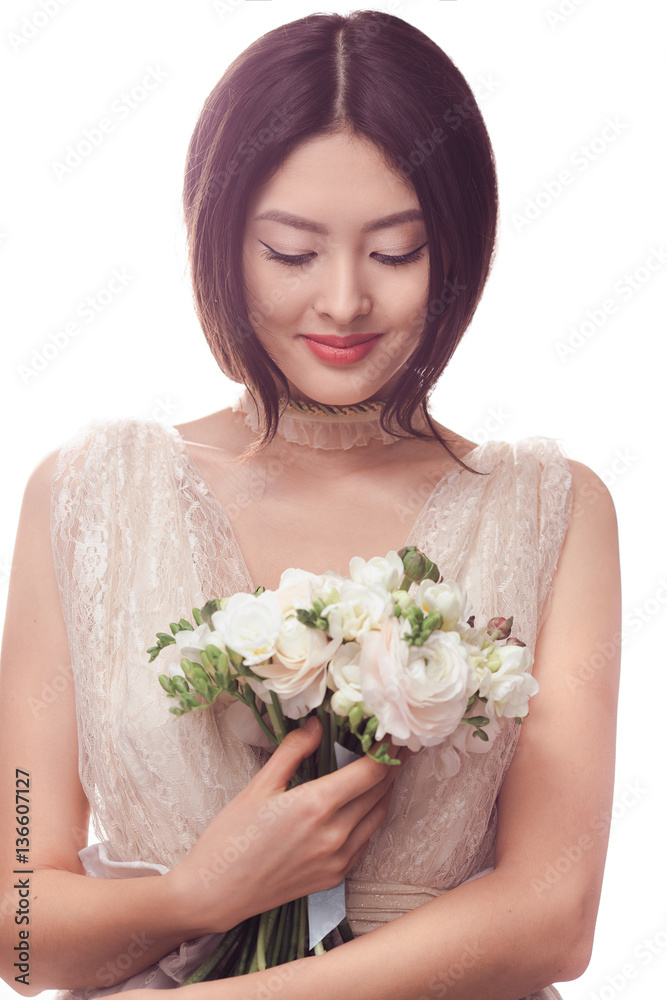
top-left (1, 1), bottom-right (665, 998)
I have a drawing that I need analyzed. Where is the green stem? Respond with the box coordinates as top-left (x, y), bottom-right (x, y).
top-left (266, 696), bottom-right (286, 743)
top-left (256, 905), bottom-right (281, 971)
top-left (296, 894), bottom-right (307, 960)
top-left (278, 899), bottom-right (295, 966)
top-left (244, 690), bottom-right (279, 746)
top-left (329, 708), bottom-right (338, 773)
top-left (269, 901), bottom-right (289, 968)
top-left (232, 914), bottom-right (259, 976)
top-left (337, 915), bottom-right (356, 943)
top-left (316, 704), bottom-right (329, 779)
top-left (180, 922), bottom-right (245, 985)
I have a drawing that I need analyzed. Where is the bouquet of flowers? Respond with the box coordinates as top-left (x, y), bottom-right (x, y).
top-left (147, 545), bottom-right (538, 982)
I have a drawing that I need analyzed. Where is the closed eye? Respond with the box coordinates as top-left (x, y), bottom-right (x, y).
top-left (258, 241), bottom-right (428, 269)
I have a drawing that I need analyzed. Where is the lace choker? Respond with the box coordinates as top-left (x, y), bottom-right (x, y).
top-left (232, 387), bottom-right (430, 450)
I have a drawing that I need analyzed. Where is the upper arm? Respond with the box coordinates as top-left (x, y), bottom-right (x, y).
top-left (0, 448), bottom-right (90, 913)
top-left (494, 459), bottom-right (621, 970)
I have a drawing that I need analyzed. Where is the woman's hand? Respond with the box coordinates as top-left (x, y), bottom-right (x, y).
top-left (165, 717), bottom-right (410, 938)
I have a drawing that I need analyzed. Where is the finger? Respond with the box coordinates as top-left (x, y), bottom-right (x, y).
top-left (255, 718), bottom-right (322, 793)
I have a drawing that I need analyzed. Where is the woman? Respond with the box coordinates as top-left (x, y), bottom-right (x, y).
top-left (0, 10), bottom-right (620, 1000)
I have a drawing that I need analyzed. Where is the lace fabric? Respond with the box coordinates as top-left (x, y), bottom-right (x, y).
top-left (50, 414), bottom-right (572, 1000)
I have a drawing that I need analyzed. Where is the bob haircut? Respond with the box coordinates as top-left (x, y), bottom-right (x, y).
top-left (182, 8), bottom-right (498, 472)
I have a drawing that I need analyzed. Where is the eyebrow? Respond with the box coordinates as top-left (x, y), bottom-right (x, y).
top-left (253, 208), bottom-right (424, 235)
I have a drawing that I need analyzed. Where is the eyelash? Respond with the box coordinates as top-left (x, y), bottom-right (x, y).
top-left (258, 241), bottom-right (428, 269)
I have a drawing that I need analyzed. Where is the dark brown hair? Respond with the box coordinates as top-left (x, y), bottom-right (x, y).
top-left (182, 9), bottom-right (498, 473)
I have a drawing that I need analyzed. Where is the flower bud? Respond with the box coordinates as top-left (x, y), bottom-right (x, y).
top-left (505, 636), bottom-right (526, 647)
top-left (398, 546), bottom-right (428, 582)
top-left (487, 616), bottom-right (513, 642)
top-left (158, 674), bottom-right (176, 696)
top-left (391, 589), bottom-right (414, 614)
top-left (349, 704), bottom-right (365, 729)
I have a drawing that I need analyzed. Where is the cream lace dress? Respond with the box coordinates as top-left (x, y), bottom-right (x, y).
top-left (50, 391), bottom-right (571, 1000)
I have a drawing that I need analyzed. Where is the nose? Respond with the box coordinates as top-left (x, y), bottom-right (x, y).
top-left (312, 252), bottom-right (372, 325)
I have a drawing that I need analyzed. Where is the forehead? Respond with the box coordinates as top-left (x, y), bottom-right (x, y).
top-left (245, 132), bottom-right (421, 233)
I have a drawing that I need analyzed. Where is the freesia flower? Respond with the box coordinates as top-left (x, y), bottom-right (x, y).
top-left (211, 591), bottom-right (282, 667)
top-left (323, 579), bottom-right (394, 642)
top-left (348, 550), bottom-right (405, 593)
top-left (414, 578), bottom-right (472, 631)
top-left (476, 643), bottom-right (538, 718)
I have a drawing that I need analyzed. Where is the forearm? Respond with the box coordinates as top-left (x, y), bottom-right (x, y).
top-left (182, 868), bottom-right (578, 1000)
top-left (1, 865), bottom-right (210, 995)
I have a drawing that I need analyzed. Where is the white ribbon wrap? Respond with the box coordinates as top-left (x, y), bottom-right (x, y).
top-left (307, 740), bottom-right (362, 950)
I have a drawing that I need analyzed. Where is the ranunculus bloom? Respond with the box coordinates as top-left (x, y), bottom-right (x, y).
top-left (358, 616), bottom-right (473, 750)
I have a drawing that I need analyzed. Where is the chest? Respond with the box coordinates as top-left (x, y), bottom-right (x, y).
top-left (187, 448), bottom-right (463, 593)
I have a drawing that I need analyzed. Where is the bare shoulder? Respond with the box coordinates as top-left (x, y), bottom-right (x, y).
top-left (564, 457), bottom-right (619, 539)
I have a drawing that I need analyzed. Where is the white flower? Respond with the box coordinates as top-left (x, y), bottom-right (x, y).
top-left (211, 591), bottom-right (282, 667)
top-left (476, 643), bottom-right (538, 718)
top-left (172, 622), bottom-right (226, 664)
top-left (414, 579), bottom-right (472, 631)
top-left (274, 568), bottom-right (322, 613)
top-left (430, 699), bottom-right (503, 779)
top-left (323, 579), bottom-right (394, 642)
top-left (326, 640), bottom-right (371, 717)
top-left (348, 550), bottom-right (405, 593)
top-left (246, 610), bottom-right (342, 719)
top-left (358, 617), bottom-right (473, 751)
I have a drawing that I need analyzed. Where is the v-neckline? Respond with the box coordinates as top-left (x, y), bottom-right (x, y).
top-left (163, 422), bottom-right (500, 594)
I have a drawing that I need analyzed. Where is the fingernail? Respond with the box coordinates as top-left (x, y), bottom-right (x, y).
top-left (305, 716), bottom-right (319, 733)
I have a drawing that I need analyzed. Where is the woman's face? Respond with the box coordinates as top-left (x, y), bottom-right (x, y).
top-left (242, 131), bottom-right (435, 405)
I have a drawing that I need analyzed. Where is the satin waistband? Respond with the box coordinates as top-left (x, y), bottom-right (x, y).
top-left (343, 867), bottom-right (495, 936)
top-left (344, 877), bottom-right (446, 935)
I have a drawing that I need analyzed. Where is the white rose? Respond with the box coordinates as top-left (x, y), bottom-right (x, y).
top-left (246, 610), bottom-right (342, 719)
top-left (477, 643), bottom-right (538, 718)
top-left (274, 568), bottom-right (322, 612)
top-left (358, 617), bottom-right (473, 750)
top-left (348, 550), bottom-right (405, 593)
top-left (414, 579), bottom-right (472, 631)
top-left (210, 590), bottom-right (282, 667)
top-left (323, 579), bottom-right (394, 642)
